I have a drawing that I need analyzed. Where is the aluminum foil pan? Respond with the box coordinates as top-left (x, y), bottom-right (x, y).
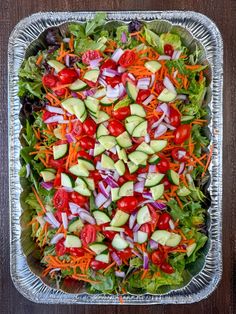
top-left (8, 11), bottom-right (223, 304)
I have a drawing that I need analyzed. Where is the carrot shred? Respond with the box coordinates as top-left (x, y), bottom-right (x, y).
top-left (202, 145), bottom-right (213, 177)
top-left (176, 195), bottom-right (183, 208)
top-left (36, 54), bottom-right (43, 66)
top-left (141, 269), bottom-right (149, 280)
top-left (103, 261), bottom-right (116, 274)
top-left (32, 186), bottom-right (46, 213)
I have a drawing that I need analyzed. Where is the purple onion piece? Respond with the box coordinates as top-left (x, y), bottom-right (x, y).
top-left (143, 252), bottom-right (149, 270)
top-left (149, 239), bottom-right (159, 250)
top-left (154, 123), bottom-right (168, 138)
top-left (46, 105), bottom-right (65, 114)
top-left (50, 233), bottom-right (64, 245)
top-left (111, 251), bottom-right (122, 266)
top-left (133, 223), bottom-right (140, 233)
top-left (151, 201), bottom-right (166, 210)
top-left (115, 270), bottom-right (126, 278)
top-left (61, 212), bottom-right (68, 229)
top-left (95, 193), bottom-right (107, 208)
top-left (134, 181), bottom-right (145, 193)
top-left (129, 212), bottom-right (138, 229)
top-left (40, 181), bottom-right (53, 191)
top-left (121, 32), bottom-right (127, 43)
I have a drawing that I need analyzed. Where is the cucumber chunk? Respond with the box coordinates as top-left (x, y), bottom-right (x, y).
top-left (130, 104), bottom-right (146, 117)
top-left (112, 234), bottom-right (129, 250)
top-left (186, 243), bottom-right (197, 257)
top-left (127, 161), bottom-right (139, 174)
top-left (111, 188), bottom-right (120, 201)
top-left (145, 173), bottom-right (165, 187)
top-left (110, 210), bottom-right (130, 227)
top-left (119, 181), bottom-right (134, 197)
top-left (100, 96), bottom-right (118, 106)
top-left (177, 186), bottom-right (191, 196)
top-left (64, 235), bottom-right (82, 248)
top-left (69, 79), bottom-right (87, 91)
top-left (53, 144), bottom-right (68, 160)
top-left (136, 142), bottom-right (155, 154)
top-left (116, 131), bottom-right (132, 148)
top-left (96, 124), bottom-right (109, 138)
top-left (116, 145), bottom-right (128, 162)
top-left (114, 160), bottom-right (126, 176)
top-left (150, 140), bottom-right (168, 152)
top-left (73, 185), bottom-right (91, 196)
top-left (165, 233), bottom-right (182, 247)
top-left (68, 218), bottom-right (84, 233)
top-left (40, 170), bottom-right (56, 182)
top-left (167, 170), bottom-right (180, 185)
top-left (61, 173), bottom-right (74, 188)
top-left (95, 252), bottom-right (110, 263)
top-left (137, 205), bottom-right (151, 225)
top-left (89, 243), bottom-right (108, 254)
top-left (128, 151), bottom-right (148, 165)
top-left (83, 69), bottom-right (100, 83)
top-left (151, 230), bottom-right (171, 245)
top-left (101, 154), bottom-right (115, 170)
top-left (98, 135), bottom-right (116, 150)
top-left (150, 184), bottom-right (164, 200)
top-left (126, 82), bottom-right (138, 101)
top-left (136, 231), bottom-right (148, 244)
top-left (144, 61), bottom-right (162, 73)
top-left (93, 211), bottom-right (111, 225)
top-left (132, 120), bottom-right (148, 137)
top-left (47, 60), bottom-right (65, 73)
top-left (158, 88), bottom-right (176, 102)
top-left (94, 143), bottom-right (106, 156)
top-left (69, 164), bottom-right (89, 177)
top-left (84, 96), bottom-right (99, 114)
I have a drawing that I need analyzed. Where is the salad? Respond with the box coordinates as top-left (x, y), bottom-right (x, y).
top-left (19, 13), bottom-right (211, 295)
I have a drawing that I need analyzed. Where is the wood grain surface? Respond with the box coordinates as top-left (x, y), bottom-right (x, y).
top-left (0, 0), bottom-right (235, 313)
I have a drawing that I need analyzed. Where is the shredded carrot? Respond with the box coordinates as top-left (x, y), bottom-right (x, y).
top-left (69, 35), bottom-right (74, 51)
top-left (71, 275), bottom-right (101, 284)
top-left (103, 261), bottom-right (116, 274)
top-left (185, 64), bottom-right (202, 70)
top-left (176, 195), bottom-right (183, 208)
top-left (32, 186), bottom-right (46, 213)
top-left (39, 157), bottom-right (48, 167)
top-left (164, 193), bottom-right (170, 201)
top-left (36, 54), bottom-right (43, 66)
top-left (141, 269), bottom-right (149, 280)
top-left (190, 154), bottom-right (205, 167)
top-left (202, 145), bottom-right (213, 177)
top-left (178, 229), bottom-right (187, 240)
top-left (130, 31), bottom-right (141, 37)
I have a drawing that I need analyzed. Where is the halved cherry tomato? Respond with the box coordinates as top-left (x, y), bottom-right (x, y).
top-left (54, 85), bottom-right (67, 97)
top-left (169, 107), bottom-right (181, 127)
top-left (147, 204), bottom-right (159, 227)
top-left (162, 177), bottom-right (172, 190)
top-left (123, 170), bottom-right (137, 181)
top-left (70, 192), bottom-right (88, 207)
top-left (121, 72), bottom-right (135, 86)
top-left (155, 80), bottom-right (165, 95)
top-left (71, 120), bottom-right (83, 137)
top-left (171, 147), bottom-right (188, 161)
top-left (118, 50), bottom-right (136, 67)
top-left (100, 58), bottom-right (117, 70)
top-left (80, 136), bottom-right (95, 150)
top-left (174, 124), bottom-right (191, 144)
top-left (137, 165), bottom-right (149, 174)
top-left (115, 247), bottom-right (133, 260)
top-left (48, 157), bottom-right (65, 168)
top-left (140, 223), bottom-right (151, 236)
top-left (101, 223), bottom-right (117, 240)
top-left (147, 116), bottom-right (158, 132)
top-left (58, 68), bottom-right (78, 84)
top-left (89, 170), bottom-right (102, 183)
top-left (83, 118), bottom-right (97, 136)
top-left (42, 111), bottom-right (55, 121)
top-left (42, 74), bottom-right (58, 88)
top-left (53, 167), bottom-right (64, 187)
top-left (77, 150), bottom-right (93, 161)
top-left (108, 120), bottom-right (125, 136)
top-left (90, 260), bottom-right (108, 270)
top-left (82, 50), bottom-right (101, 65)
top-left (69, 248), bottom-right (85, 257)
top-left (55, 239), bottom-right (68, 256)
top-left (117, 196), bottom-right (138, 213)
top-left (123, 225), bottom-right (133, 238)
top-left (112, 106), bottom-right (131, 120)
top-left (157, 212), bottom-right (172, 230)
top-left (80, 225), bottom-right (97, 246)
top-left (117, 176), bottom-right (126, 186)
top-left (53, 189), bottom-right (69, 210)
top-left (136, 89), bottom-right (151, 104)
top-left (151, 250), bottom-right (164, 266)
top-left (157, 158), bottom-right (170, 173)
top-left (164, 44), bottom-right (174, 57)
top-left (160, 262), bottom-right (174, 274)
top-left (106, 76), bottom-right (121, 88)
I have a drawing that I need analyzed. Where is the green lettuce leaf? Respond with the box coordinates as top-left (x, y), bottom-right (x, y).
top-left (160, 33), bottom-right (182, 50)
top-left (85, 12), bottom-right (107, 36)
top-left (88, 270), bottom-right (117, 293)
top-left (68, 23), bottom-right (86, 38)
top-left (186, 232), bottom-right (208, 263)
top-left (115, 25), bottom-right (131, 46)
top-left (143, 27), bottom-right (162, 51)
top-left (191, 124), bottom-right (210, 156)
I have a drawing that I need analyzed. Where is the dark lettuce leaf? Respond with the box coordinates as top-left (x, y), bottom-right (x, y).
top-left (128, 20), bottom-right (143, 33)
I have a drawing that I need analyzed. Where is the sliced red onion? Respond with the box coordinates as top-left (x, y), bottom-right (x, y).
top-left (154, 123), bottom-right (168, 138)
top-left (102, 68), bottom-right (118, 77)
top-left (158, 55), bottom-right (171, 60)
top-left (113, 171), bottom-right (120, 182)
top-left (71, 91), bottom-right (79, 98)
top-left (120, 231), bottom-right (125, 239)
top-left (98, 181), bottom-right (110, 198)
top-left (65, 54), bottom-right (70, 67)
top-left (134, 181), bottom-right (145, 193)
top-left (106, 84), bottom-right (120, 98)
top-left (151, 201), bottom-right (166, 210)
top-left (89, 58), bottom-right (102, 69)
top-left (145, 134), bottom-right (150, 143)
top-left (62, 186), bottom-right (74, 192)
top-left (121, 32), bottom-right (127, 43)
top-left (109, 146), bottom-right (117, 154)
top-left (149, 239), bottom-right (159, 250)
top-left (26, 163), bottom-right (31, 178)
top-left (143, 252), bottom-right (149, 270)
top-left (149, 165), bottom-right (156, 173)
top-left (89, 149), bottom-right (94, 156)
top-left (176, 94), bottom-right (187, 100)
top-left (131, 249), bottom-right (142, 259)
top-left (178, 162), bottom-right (185, 175)
top-left (117, 66), bottom-right (126, 73)
top-left (50, 233), bottom-right (64, 245)
top-left (143, 192), bottom-right (153, 199)
top-left (151, 112), bottom-right (165, 129)
top-left (139, 199), bottom-right (153, 207)
top-left (68, 214), bottom-right (77, 220)
top-left (129, 212), bottom-right (138, 229)
top-left (44, 115), bottom-right (64, 124)
top-left (163, 76), bottom-right (176, 95)
top-left (137, 78), bottom-right (150, 89)
top-left (61, 212), bottom-right (68, 230)
top-left (65, 133), bottom-right (76, 143)
top-left (172, 50), bottom-right (182, 60)
top-left (95, 193), bottom-right (108, 208)
top-left (164, 115), bottom-right (170, 124)
top-left (159, 103), bottom-right (170, 116)
top-left (169, 219), bottom-right (175, 230)
top-left (133, 223), bottom-right (140, 232)
top-left (75, 68), bottom-right (80, 76)
top-left (79, 211), bottom-right (96, 225)
top-left (69, 202), bottom-right (81, 214)
top-left (111, 251), bottom-right (122, 266)
top-left (98, 77), bottom-right (107, 87)
top-left (46, 212), bottom-right (60, 228)
top-left (36, 216), bottom-right (45, 227)
top-left (137, 173), bottom-right (147, 181)
top-left (133, 232), bottom-right (138, 242)
top-left (161, 122), bottom-right (176, 131)
top-left (128, 73), bottom-right (136, 81)
top-left (142, 94), bottom-right (155, 106)
top-left (173, 70), bottom-right (178, 79)
top-left (150, 74), bottom-right (155, 88)
top-left (41, 181), bottom-right (53, 190)
top-left (125, 236), bottom-right (134, 244)
top-left (105, 176), bottom-right (119, 188)
top-left (82, 89), bottom-right (96, 97)
top-left (46, 105), bottom-right (65, 115)
top-left (59, 118), bottom-right (78, 124)
top-left (118, 83), bottom-right (126, 98)
top-left (115, 271), bottom-right (126, 278)
top-left (111, 48), bottom-right (124, 63)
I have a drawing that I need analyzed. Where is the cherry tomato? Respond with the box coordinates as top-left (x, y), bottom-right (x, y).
top-left (55, 239), bottom-right (68, 256)
top-left (147, 116), bottom-right (158, 132)
top-left (101, 223), bottom-right (117, 240)
top-left (80, 225), bottom-right (97, 246)
top-left (155, 80), bottom-right (165, 95)
top-left (83, 118), bottom-right (97, 136)
top-left (157, 158), bottom-right (170, 173)
top-left (169, 107), bottom-right (181, 127)
top-left (123, 226), bottom-right (133, 238)
top-left (118, 50), bottom-right (136, 67)
top-left (137, 165), bottom-right (149, 174)
top-left (77, 150), bottom-right (93, 161)
top-left (54, 85), bottom-right (67, 97)
top-left (121, 72), bottom-right (135, 86)
top-left (147, 204), bottom-right (159, 227)
top-left (117, 176), bottom-right (126, 186)
top-left (89, 170), bottom-right (102, 183)
top-left (117, 196), bottom-right (138, 213)
top-left (140, 223), bottom-right (151, 236)
top-left (72, 121), bottom-right (83, 137)
top-left (115, 247), bottom-right (133, 260)
top-left (171, 147), bottom-right (188, 162)
top-left (42, 74), bottom-right (58, 88)
top-left (160, 262), bottom-right (174, 274)
top-left (42, 111), bottom-right (55, 122)
top-left (151, 250), bottom-right (164, 266)
top-left (100, 58), bottom-right (117, 70)
top-left (53, 168), bottom-right (64, 187)
top-left (82, 50), bottom-right (101, 65)
top-left (90, 260), bottom-right (108, 270)
top-left (48, 157), bottom-right (65, 168)
top-left (123, 170), bottom-right (137, 181)
top-left (112, 106), bottom-right (131, 120)
top-left (136, 89), bottom-right (151, 104)
top-left (53, 188), bottom-right (69, 210)
top-left (162, 177), bottom-right (172, 190)
top-left (58, 68), bottom-right (78, 84)
top-left (106, 76), bottom-right (122, 88)
top-left (174, 124), bottom-right (191, 144)
top-left (164, 44), bottom-right (174, 57)
top-left (70, 192), bottom-right (88, 207)
top-left (69, 248), bottom-right (85, 257)
top-left (157, 212), bottom-right (172, 230)
top-left (80, 136), bottom-right (95, 150)
top-left (108, 120), bottom-right (125, 136)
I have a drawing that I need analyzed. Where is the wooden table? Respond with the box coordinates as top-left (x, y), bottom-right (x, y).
top-left (1, 0), bottom-right (235, 313)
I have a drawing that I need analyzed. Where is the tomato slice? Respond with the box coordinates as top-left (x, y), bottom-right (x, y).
top-left (105, 76), bottom-right (122, 88)
top-left (174, 124), bottom-right (191, 144)
top-left (42, 74), bottom-right (58, 88)
top-left (115, 247), bottom-right (133, 261)
top-left (112, 106), bottom-right (131, 120)
top-left (171, 147), bottom-right (188, 161)
top-left (117, 196), bottom-right (138, 213)
top-left (160, 262), bottom-right (174, 274)
top-left (157, 212), bottom-right (172, 230)
top-left (53, 189), bottom-right (69, 210)
top-left (156, 158), bottom-right (170, 173)
top-left (155, 81), bottom-right (165, 95)
top-left (70, 192), bottom-right (88, 207)
top-left (80, 225), bottom-right (97, 246)
top-left (58, 68), bottom-right (78, 84)
top-left (169, 107), bottom-right (181, 127)
top-left (118, 50), bottom-right (136, 67)
top-left (80, 136), bottom-right (95, 150)
top-left (100, 58), bottom-right (117, 70)
top-left (55, 239), bottom-right (68, 256)
top-left (82, 50), bottom-right (101, 65)
top-left (108, 120), bottom-right (125, 136)
top-left (164, 44), bottom-right (174, 57)
top-left (136, 89), bottom-right (151, 104)
top-left (71, 120), bottom-right (83, 137)
top-left (82, 118), bottom-right (97, 136)
top-left (151, 250), bottom-right (164, 266)
top-left (90, 260), bottom-right (108, 270)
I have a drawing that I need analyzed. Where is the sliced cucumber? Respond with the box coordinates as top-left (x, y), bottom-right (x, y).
top-left (75, 177), bottom-right (88, 189)
top-left (40, 170), bottom-right (56, 182)
top-left (148, 154), bottom-right (161, 165)
top-left (186, 242), bottom-right (197, 257)
top-left (96, 232), bottom-right (105, 242)
top-left (93, 111), bottom-right (110, 124)
top-left (100, 96), bottom-right (118, 106)
top-left (126, 115), bottom-right (144, 124)
top-left (111, 188), bottom-right (120, 202)
top-left (177, 186), bottom-right (191, 197)
top-left (73, 99), bottom-right (87, 121)
top-left (110, 210), bottom-right (130, 227)
top-left (89, 242), bottom-right (108, 254)
top-left (125, 116), bottom-right (144, 135)
top-left (96, 124), bottom-right (109, 138)
top-left (150, 140), bottom-right (168, 152)
top-left (69, 164), bottom-right (89, 177)
top-left (95, 252), bottom-right (110, 264)
top-left (53, 144), bottom-right (68, 160)
top-left (136, 231), bottom-right (148, 244)
top-left (116, 145), bottom-right (128, 162)
top-left (144, 61), bottom-right (162, 73)
top-left (151, 230), bottom-right (171, 246)
top-left (74, 185), bottom-right (91, 196)
top-left (145, 173), bottom-right (165, 187)
top-left (104, 226), bottom-right (125, 232)
top-left (78, 158), bottom-right (95, 171)
top-left (128, 151), bottom-right (148, 165)
top-left (93, 210), bottom-right (111, 225)
top-left (69, 79), bottom-right (87, 91)
top-left (64, 235), bottom-right (82, 248)
top-left (61, 99), bottom-right (76, 115)
top-left (113, 96), bottom-right (131, 111)
top-left (119, 181), bottom-right (134, 197)
top-left (101, 154), bottom-right (115, 170)
top-left (116, 131), bottom-right (132, 148)
top-left (127, 161), bottom-right (139, 174)
top-left (94, 143), bottom-right (106, 156)
top-left (165, 233), bottom-right (182, 247)
top-left (53, 127), bottom-right (63, 140)
top-left (132, 120), bottom-right (148, 137)
top-left (80, 110), bottom-right (87, 123)
top-left (112, 234), bottom-right (129, 250)
top-left (158, 88), bottom-right (176, 102)
top-left (83, 177), bottom-right (95, 191)
top-left (167, 170), bottom-right (180, 185)
top-left (126, 81), bottom-right (138, 101)
top-left (181, 115), bottom-right (195, 123)
top-left (114, 160), bottom-right (125, 176)
top-left (84, 96), bottom-right (99, 114)
top-left (98, 135), bottom-right (116, 150)
top-left (61, 173), bottom-right (74, 188)
top-left (136, 142), bottom-right (155, 155)
top-left (46, 168), bottom-right (56, 174)
top-left (130, 104), bottom-right (146, 117)
top-left (83, 69), bottom-right (100, 83)
top-left (151, 184), bottom-right (164, 200)
top-left (47, 59), bottom-right (65, 73)
top-left (68, 218), bottom-right (84, 233)
top-left (137, 205), bottom-right (151, 225)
